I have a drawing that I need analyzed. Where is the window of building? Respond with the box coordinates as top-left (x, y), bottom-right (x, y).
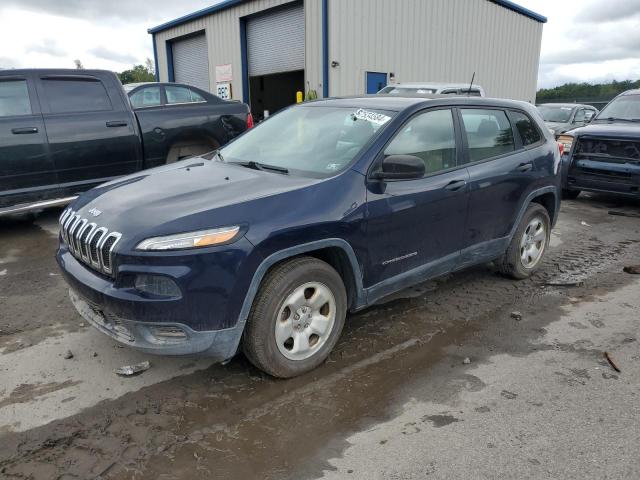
top-left (0, 80), bottom-right (32, 117)
top-left (384, 109), bottom-right (457, 175)
top-left (41, 78), bottom-right (112, 113)
top-left (460, 109), bottom-right (515, 162)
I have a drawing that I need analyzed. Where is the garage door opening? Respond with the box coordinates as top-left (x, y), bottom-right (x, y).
top-left (245, 3), bottom-right (304, 120)
top-left (249, 70), bottom-right (304, 121)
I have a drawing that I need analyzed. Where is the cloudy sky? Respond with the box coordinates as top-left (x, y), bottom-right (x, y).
top-left (0, 0), bottom-right (639, 89)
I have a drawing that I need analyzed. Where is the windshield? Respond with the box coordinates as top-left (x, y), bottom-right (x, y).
top-left (378, 86), bottom-right (437, 95)
top-left (221, 105), bottom-right (395, 177)
top-left (597, 94), bottom-right (640, 121)
top-left (537, 105), bottom-right (573, 123)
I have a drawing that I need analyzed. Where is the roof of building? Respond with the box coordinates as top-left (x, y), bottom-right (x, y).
top-left (148, 0), bottom-right (546, 35)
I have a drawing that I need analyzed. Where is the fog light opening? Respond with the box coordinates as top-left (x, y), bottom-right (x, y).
top-left (149, 326), bottom-right (188, 342)
top-left (134, 274), bottom-right (181, 297)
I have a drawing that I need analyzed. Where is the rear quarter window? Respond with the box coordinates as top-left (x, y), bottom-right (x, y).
top-left (510, 111), bottom-right (542, 146)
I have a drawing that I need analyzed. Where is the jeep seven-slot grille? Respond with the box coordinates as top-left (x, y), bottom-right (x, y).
top-left (59, 208), bottom-right (122, 276)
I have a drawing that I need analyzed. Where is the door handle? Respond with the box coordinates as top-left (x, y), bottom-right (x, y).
top-left (106, 121), bottom-right (128, 127)
top-left (444, 179), bottom-right (467, 191)
top-left (516, 162), bottom-right (533, 172)
top-left (11, 127), bottom-right (38, 134)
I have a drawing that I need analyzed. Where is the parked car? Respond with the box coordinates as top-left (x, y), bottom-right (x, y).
top-left (537, 103), bottom-right (598, 136)
top-left (0, 69), bottom-right (252, 216)
top-left (57, 95), bottom-right (560, 378)
top-left (559, 89), bottom-right (640, 199)
top-left (378, 82), bottom-right (485, 97)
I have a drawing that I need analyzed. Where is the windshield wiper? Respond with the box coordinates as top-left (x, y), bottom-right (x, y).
top-left (232, 161), bottom-right (289, 174)
top-left (596, 117), bottom-right (640, 123)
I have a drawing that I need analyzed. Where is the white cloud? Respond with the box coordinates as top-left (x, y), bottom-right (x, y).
top-left (1, 0), bottom-right (639, 88)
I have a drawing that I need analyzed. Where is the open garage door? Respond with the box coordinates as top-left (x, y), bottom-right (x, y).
top-left (247, 3), bottom-right (305, 119)
top-left (172, 33), bottom-right (210, 91)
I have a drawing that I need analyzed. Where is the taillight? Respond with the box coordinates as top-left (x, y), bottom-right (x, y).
top-left (246, 112), bottom-right (254, 129)
top-left (557, 142), bottom-right (564, 156)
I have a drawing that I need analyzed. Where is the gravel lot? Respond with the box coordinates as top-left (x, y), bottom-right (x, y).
top-left (1, 193), bottom-right (639, 479)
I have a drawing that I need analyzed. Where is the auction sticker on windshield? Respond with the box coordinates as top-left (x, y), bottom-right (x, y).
top-left (352, 109), bottom-right (391, 126)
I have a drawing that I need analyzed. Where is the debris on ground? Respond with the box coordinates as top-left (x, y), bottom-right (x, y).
top-left (462, 357), bottom-right (471, 365)
top-left (604, 351), bottom-right (621, 373)
top-left (92, 352), bottom-right (98, 357)
top-left (623, 265), bottom-right (640, 275)
top-left (63, 350), bottom-right (74, 359)
top-left (114, 361), bottom-right (150, 377)
top-left (510, 311), bottom-right (523, 321)
top-left (608, 210), bottom-right (640, 219)
top-left (580, 221), bottom-right (591, 227)
top-left (543, 280), bottom-right (584, 287)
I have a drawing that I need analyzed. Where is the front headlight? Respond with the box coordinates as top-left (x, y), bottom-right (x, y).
top-left (557, 134), bottom-right (574, 153)
top-left (136, 226), bottom-right (241, 251)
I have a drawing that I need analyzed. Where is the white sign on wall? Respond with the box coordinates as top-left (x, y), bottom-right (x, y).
top-left (216, 82), bottom-right (232, 100)
top-left (215, 64), bottom-right (233, 83)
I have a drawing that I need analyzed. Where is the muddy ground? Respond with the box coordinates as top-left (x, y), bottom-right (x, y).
top-left (0, 193), bottom-right (639, 479)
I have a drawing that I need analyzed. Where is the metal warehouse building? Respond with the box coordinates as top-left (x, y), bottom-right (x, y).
top-left (149, 0), bottom-right (546, 118)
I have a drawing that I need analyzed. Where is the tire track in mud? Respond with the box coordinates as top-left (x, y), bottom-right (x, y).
top-left (1, 206), bottom-right (639, 480)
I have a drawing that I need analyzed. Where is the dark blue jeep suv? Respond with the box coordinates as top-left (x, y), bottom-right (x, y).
top-left (57, 96), bottom-right (561, 377)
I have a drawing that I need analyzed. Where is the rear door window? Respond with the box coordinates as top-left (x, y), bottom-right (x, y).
top-left (460, 109), bottom-right (515, 162)
top-left (0, 79), bottom-right (32, 117)
top-left (165, 86), bottom-right (205, 104)
top-left (510, 111), bottom-right (542, 146)
top-left (41, 77), bottom-right (112, 113)
top-left (129, 86), bottom-right (161, 108)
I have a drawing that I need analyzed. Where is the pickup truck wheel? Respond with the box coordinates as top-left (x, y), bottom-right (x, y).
top-left (243, 256), bottom-right (347, 378)
top-left (497, 203), bottom-right (550, 280)
top-left (562, 189), bottom-right (580, 200)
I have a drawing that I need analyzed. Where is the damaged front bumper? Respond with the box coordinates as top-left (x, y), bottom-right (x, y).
top-left (564, 136), bottom-right (640, 196)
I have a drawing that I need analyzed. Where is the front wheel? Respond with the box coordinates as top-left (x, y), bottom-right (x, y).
top-left (243, 256), bottom-right (347, 378)
top-left (497, 203), bottom-right (551, 279)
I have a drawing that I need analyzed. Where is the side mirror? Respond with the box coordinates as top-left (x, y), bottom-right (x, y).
top-left (584, 112), bottom-right (595, 123)
top-left (371, 155), bottom-right (425, 180)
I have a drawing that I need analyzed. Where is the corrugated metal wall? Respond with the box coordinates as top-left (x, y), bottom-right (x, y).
top-left (154, 0), bottom-right (323, 101)
top-left (327, 0), bottom-right (542, 102)
top-left (153, 0), bottom-right (543, 103)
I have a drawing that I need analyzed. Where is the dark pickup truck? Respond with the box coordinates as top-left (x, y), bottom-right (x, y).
top-left (559, 89), bottom-right (640, 199)
top-left (0, 69), bottom-right (251, 215)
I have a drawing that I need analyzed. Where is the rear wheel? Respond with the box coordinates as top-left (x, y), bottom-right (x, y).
top-left (562, 189), bottom-right (580, 200)
top-left (243, 256), bottom-right (347, 378)
top-left (498, 203), bottom-right (550, 279)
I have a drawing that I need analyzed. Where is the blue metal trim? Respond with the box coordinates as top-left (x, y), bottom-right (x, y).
top-left (148, 0), bottom-right (245, 33)
top-left (490, 0), bottom-right (547, 23)
top-left (239, 17), bottom-right (249, 104)
top-left (321, 0), bottom-right (329, 98)
top-left (166, 40), bottom-right (175, 82)
top-left (151, 33), bottom-right (159, 82)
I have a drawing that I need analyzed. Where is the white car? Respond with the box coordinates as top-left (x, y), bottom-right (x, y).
top-left (378, 82), bottom-right (485, 97)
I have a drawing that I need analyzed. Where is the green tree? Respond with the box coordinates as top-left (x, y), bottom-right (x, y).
top-left (536, 79), bottom-right (640, 104)
top-left (117, 59), bottom-right (155, 85)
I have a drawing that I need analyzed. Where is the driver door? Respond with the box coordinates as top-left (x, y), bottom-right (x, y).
top-left (364, 108), bottom-right (470, 293)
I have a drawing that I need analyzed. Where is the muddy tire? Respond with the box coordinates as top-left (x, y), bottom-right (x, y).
top-left (243, 256), bottom-right (347, 378)
top-left (497, 203), bottom-right (551, 280)
top-left (562, 189), bottom-right (580, 200)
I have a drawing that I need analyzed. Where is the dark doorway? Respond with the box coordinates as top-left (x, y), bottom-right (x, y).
top-left (249, 70), bottom-right (304, 121)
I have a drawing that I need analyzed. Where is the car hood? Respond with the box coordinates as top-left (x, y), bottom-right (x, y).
top-left (570, 122), bottom-right (640, 139)
top-left (70, 159), bottom-right (318, 239)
